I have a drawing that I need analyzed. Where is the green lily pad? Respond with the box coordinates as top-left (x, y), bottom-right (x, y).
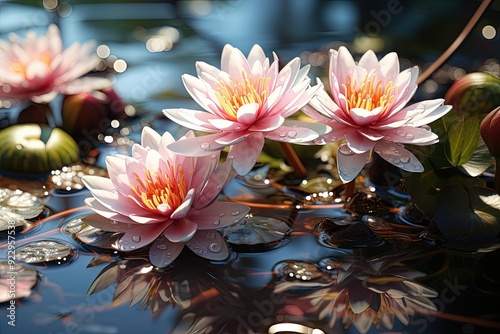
top-left (435, 184), bottom-right (500, 238)
top-left (445, 116), bottom-right (480, 166)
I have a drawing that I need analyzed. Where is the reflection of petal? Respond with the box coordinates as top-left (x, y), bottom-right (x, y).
top-left (349, 286), bottom-right (372, 314)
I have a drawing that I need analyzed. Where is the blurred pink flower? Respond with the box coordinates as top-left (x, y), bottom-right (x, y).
top-left (82, 127), bottom-right (250, 267)
top-left (303, 46), bottom-right (451, 182)
top-left (163, 44), bottom-right (330, 175)
top-left (0, 24), bottom-right (104, 105)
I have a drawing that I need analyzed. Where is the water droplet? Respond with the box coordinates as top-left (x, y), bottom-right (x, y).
top-left (197, 249), bottom-right (204, 255)
top-left (338, 143), bottom-right (354, 156)
top-left (208, 243), bottom-right (222, 253)
top-left (227, 155), bottom-right (234, 159)
top-left (393, 158), bottom-right (401, 164)
top-left (110, 220), bottom-right (118, 225)
top-left (405, 133), bottom-right (414, 140)
top-left (131, 236), bottom-right (141, 243)
top-left (213, 220), bottom-right (220, 226)
top-left (394, 150), bottom-right (399, 154)
top-left (216, 185), bottom-right (222, 189)
top-left (279, 132), bottom-right (287, 137)
top-left (206, 231), bottom-right (216, 239)
top-left (201, 143), bottom-right (210, 150)
top-left (119, 264), bottom-right (126, 269)
top-left (156, 244), bottom-right (167, 250)
top-left (231, 210), bottom-right (240, 216)
top-left (389, 146), bottom-right (395, 151)
top-left (288, 131), bottom-right (297, 138)
top-left (421, 125), bottom-right (431, 132)
top-left (400, 156), bottom-right (410, 163)
top-left (397, 129), bottom-right (406, 136)
top-left (129, 245), bottom-right (136, 249)
top-left (219, 213), bottom-right (225, 217)
top-left (292, 125), bottom-right (298, 129)
top-left (373, 147), bottom-right (381, 154)
top-left (313, 138), bottom-right (323, 145)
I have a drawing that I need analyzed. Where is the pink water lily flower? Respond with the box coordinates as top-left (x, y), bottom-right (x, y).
top-left (0, 24), bottom-right (102, 105)
top-left (303, 46), bottom-right (451, 182)
top-left (81, 127), bottom-right (250, 268)
top-left (163, 44), bottom-right (330, 175)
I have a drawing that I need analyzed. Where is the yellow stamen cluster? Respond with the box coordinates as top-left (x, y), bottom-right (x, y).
top-left (342, 74), bottom-right (397, 115)
top-left (130, 162), bottom-right (189, 211)
top-left (214, 71), bottom-right (270, 120)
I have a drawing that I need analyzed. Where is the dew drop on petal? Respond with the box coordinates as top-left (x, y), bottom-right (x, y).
top-left (421, 125), bottom-right (431, 131)
top-left (213, 220), bottom-right (221, 226)
top-left (201, 143), bottom-right (210, 150)
top-left (197, 249), bottom-right (204, 255)
top-left (400, 156), bottom-right (410, 163)
top-left (338, 143), bottom-right (354, 156)
top-left (110, 220), bottom-right (118, 225)
top-left (208, 242), bottom-right (222, 253)
top-left (397, 130), bottom-right (406, 136)
top-left (131, 236), bottom-right (141, 243)
top-left (287, 131), bottom-right (297, 138)
top-left (219, 213), bottom-right (225, 217)
top-left (373, 147), bottom-right (381, 154)
top-left (389, 146), bottom-right (395, 151)
top-left (405, 133), bottom-right (414, 140)
top-left (279, 132), bottom-right (287, 137)
top-left (205, 231), bottom-right (216, 240)
top-left (156, 244), bottom-right (167, 250)
top-left (393, 158), bottom-right (401, 164)
top-left (231, 210), bottom-right (240, 216)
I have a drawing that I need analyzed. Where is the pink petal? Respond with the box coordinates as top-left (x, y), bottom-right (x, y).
top-left (250, 114), bottom-right (284, 132)
top-left (220, 44), bottom-right (234, 72)
top-left (227, 47), bottom-right (251, 82)
top-left (375, 51), bottom-right (400, 83)
top-left (337, 148), bottom-right (370, 183)
top-left (208, 117), bottom-right (243, 130)
top-left (167, 132), bottom-right (226, 157)
top-left (227, 132), bottom-right (265, 175)
top-left (170, 189), bottom-right (195, 220)
top-left (189, 202), bottom-right (250, 229)
top-left (410, 104), bottom-right (451, 127)
top-left (163, 218), bottom-right (197, 243)
top-left (374, 141), bottom-right (424, 172)
top-left (195, 160), bottom-right (234, 209)
top-left (349, 107), bottom-right (382, 126)
top-left (345, 129), bottom-right (376, 153)
top-left (236, 103), bottom-right (259, 125)
top-left (162, 108), bottom-right (217, 132)
top-left (335, 46), bottom-right (356, 88)
top-left (265, 120), bottom-right (327, 143)
top-left (247, 44), bottom-right (267, 69)
top-left (105, 156), bottom-right (128, 179)
top-left (148, 238), bottom-right (185, 268)
top-left (382, 126), bottom-right (438, 144)
top-left (140, 126), bottom-right (162, 150)
top-left (118, 222), bottom-right (167, 251)
top-left (214, 131), bottom-right (249, 145)
top-left (358, 127), bottom-right (385, 141)
top-left (84, 198), bottom-right (141, 225)
top-left (185, 230), bottom-right (230, 261)
top-left (358, 49), bottom-right (379, 71)
top-left (81, 212), bottom-right (134, 233)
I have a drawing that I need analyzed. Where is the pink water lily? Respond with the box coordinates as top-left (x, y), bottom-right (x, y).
top-left (81, 127), bottom-right (250, 267)
top-left (163, 44), bottom-right (330, 175)
top-left (0, 24), bottom-right (103, 105)
top-left (303, 46), bottom-right (451, 182)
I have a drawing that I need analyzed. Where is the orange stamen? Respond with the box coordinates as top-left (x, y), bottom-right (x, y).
top-left (342, 74), bottom-right (397, 115)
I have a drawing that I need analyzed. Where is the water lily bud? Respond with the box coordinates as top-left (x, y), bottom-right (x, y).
top-left (480, 106), bottom-right (500, 158)
top-left (17, 102), bottom-right (53, 125)
top-left (61, 91), bottom-right (109, 138)
top-left (445, 72), bottom-right (500, 116)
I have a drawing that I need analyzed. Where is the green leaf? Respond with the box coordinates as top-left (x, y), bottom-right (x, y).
top-left (445, 116), bottom-right (480, 166)
top-left (435, 185), bottom-right (500, 238)
top-left (459, 136), bottom-right (495, 177)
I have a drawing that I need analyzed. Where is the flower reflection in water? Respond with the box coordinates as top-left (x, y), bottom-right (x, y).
top-left (274, 254), bottom-right (438, 334)
top-left (87, 253), bottom-right (243, 319)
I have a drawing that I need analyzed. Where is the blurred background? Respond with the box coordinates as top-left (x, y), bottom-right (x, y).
top-left (0, 0), bottom-right (498, 118)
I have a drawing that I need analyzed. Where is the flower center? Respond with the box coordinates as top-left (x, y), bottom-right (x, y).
top-left (130, 162), bottom-right (189, 212)
top-left (342, 74), bottom-right (396, 114)
top-left (214, 71), bottom-right (270, 120)
top-left (11, 53), bottom-right (52, 78)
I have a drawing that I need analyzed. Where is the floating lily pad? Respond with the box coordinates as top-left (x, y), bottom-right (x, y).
top-left (63, 215), bottom-right (123, 251)
top-left (435, 185), bottom-right (500, 238)
top-left (15, 240), bottom-right (75, 264)
top-left (221, 214), bottom-right (292, 251)
top-left (0, 188), bottom-right (44, 232)
top-left (0, 261), bottom-right (39, 303)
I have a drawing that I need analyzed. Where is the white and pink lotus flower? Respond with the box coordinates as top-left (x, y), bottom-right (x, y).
top-left (81, 127), bottom-right (250, 268)
top-left (303, 46), bottom-right (452, 182)
top-left (0, 24), bottom-right (104, 105)
top-left (163, 44), bottom-right (330, 175)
